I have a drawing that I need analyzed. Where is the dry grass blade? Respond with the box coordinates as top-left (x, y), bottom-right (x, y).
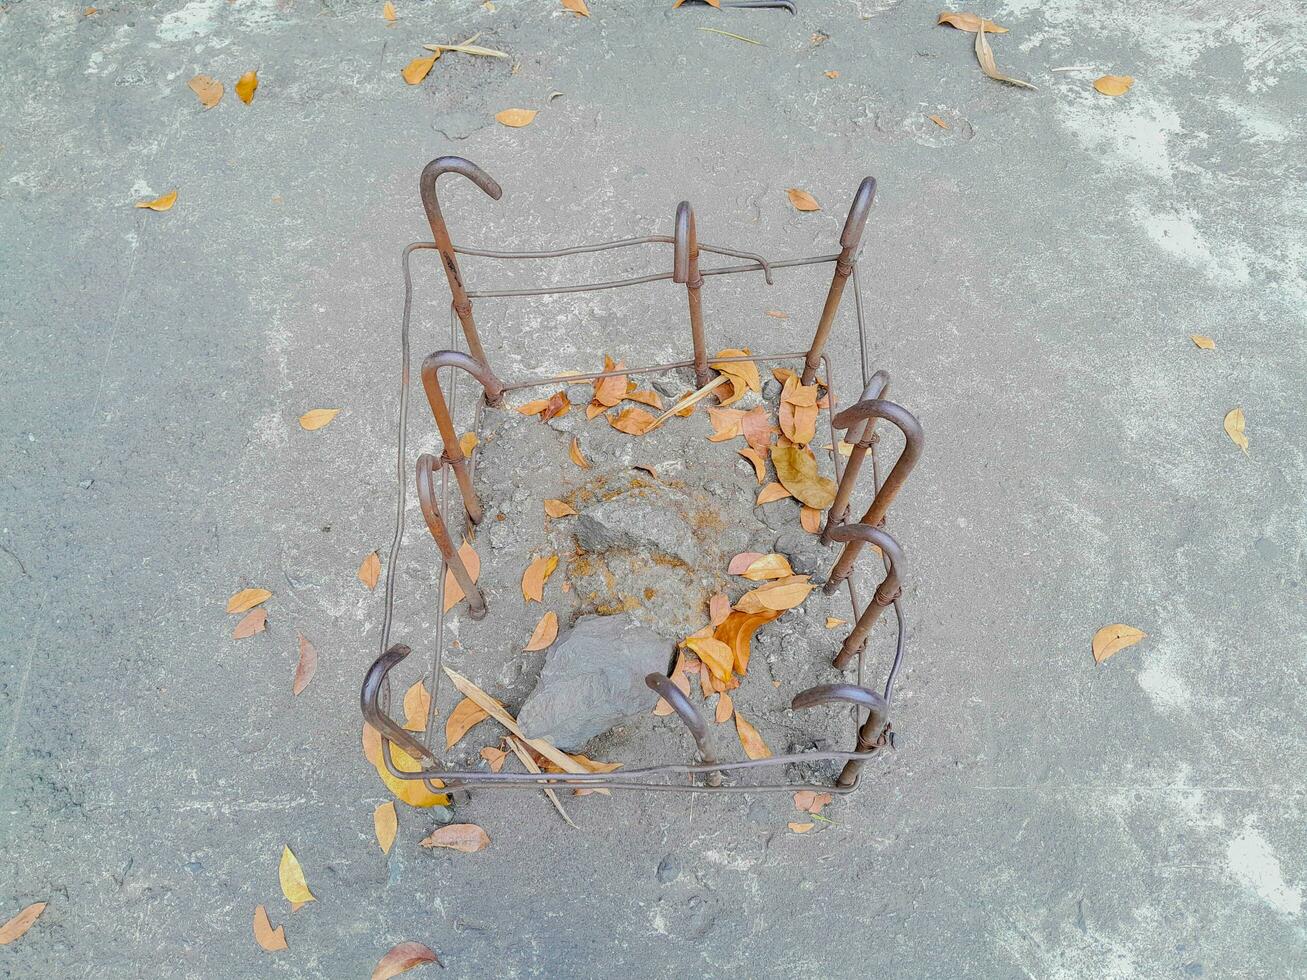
top-left (698, 26), bottom-right (763, 45)
top-left (646, 375), bottom-right (728, 431)
top-left (423, 40), bottom-right (509, 58)
top-left (507, 736), bottom-right (579, 829)
top-left (975, 24), bottom-right (1036, 89)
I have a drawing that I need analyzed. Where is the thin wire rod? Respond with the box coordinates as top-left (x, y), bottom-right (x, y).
top-left (454, 235), bottom-right (775, 283)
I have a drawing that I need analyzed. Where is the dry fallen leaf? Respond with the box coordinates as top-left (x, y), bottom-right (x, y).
top-left (496, 107), bottom-right (538, 127)
top-left (766, 310), bottom-right (788, 320)
top-left (227, 587), bottom-right (272, 614)
top-left (714, 608), bottom-right (779, 674)
top-left (524, 610), bottom-right (559, 651)
top-left (736, 575), bottom-right (816, 614)
top-left (187, 74), bottom-right (223, 109)
top-left (685, 635), bottom-right (734, 682)
top-left (358, 551), bottom-right (381, 590)
top-left (569, 437), bottom-right (590, 469)
top-left (739, 447), bottom-right (766, 483)
top-left (541, 391), bottom-right (570, 421)
top-left (1190, 334), bottom-right (1216, 350)
top-left (712, 349), bottom-right (762, 399)
top-left (654, 655), bottom-right (693, 716)
top-left (480, 746), bottom-right (507, 772)
top-left (278, 846), bottom-right (315, 907)
top-left (402, 55), bottom-right (437, 85)
top-left (522, 553), bottom-right (559, 602)
top-left (824, 70), bottom-right (839, 79)
top-left (928, 114), bottom-right (950, 128)
top-left (625, 388), bottom-right (663, 410)
top-left (734, 710), bottom-right (772, 759)
top-left (772, 445), bottom-right (836, 509)
top-left (794, 789), bottom-right (833, 814)
top-left (363, 723), bottom-right (450, 807)
top-left (562, 0), bottom-right (590, 15)
top-left (419, 823), bottom-right (490, 852)
top-left (403, 680), bottom-right (431, 732)
top-left (825, 617), bottom-right (847, 628)
top-left (786, 188), bottom-right (821, 212)
top-left (728, 551), bottom-right (765, 575)
top-left (740, 406), bottom-right (775, 453)
top-left (293, 633), bottom-right (317, 695)
top-left (715, 691), bottom-right (733, 723)
top-left (544, 498), bottom-right (577, 518)
top-left (252, 904), bottom-right (288, 952)
top-left (444, 696), bottom-right (490, 747)
top-left (709, 592), bottom-right (731, 627)
top-left (383, 1), bottom-right (397, 21)
top-left (937, 11), bottom-right (1008, 33)
top-left (788, 821), bottom-right (815, 833)
top-left (233, 608), bottom-right (267, 639)
top-left (374, 801), bottom-right (398, 854)
top-left (593, 356), bottom-right (628, 407)
top-left (800, 506), bottom-right (822, 533)
top-left (134, 190), bottom-right (177, 212)
top-left (1092, 624), bottom-right (1147, 664)
top-left (372, 941), bottom-right (442, 979)
top-left (442, 539), bottom-right (481, 611)
top-left (1093, 74), bottom-right (1134, 97)
top-left (756, 482), bottom-right (792, 505)
top-left (517, 397), bottom-right (552, 417)
top-left (740, 553), bottom-right (795, 581)
top-left (459, 431), bottom-right (478, 456)
top-left (299, 408), bottom-right (340, 430)
top-left (975, 23), bottom-right (1036, 89)
top-left (608, 406), bottom-right (657, 435)
top-left (0, 902), bottom-right (46, 946)
top-left (235, 70), bottom-right (258, 104)
top-left (1223, 407), bottom-right (1248, 453)
top-left (708, 407), bottom-right (746, 442)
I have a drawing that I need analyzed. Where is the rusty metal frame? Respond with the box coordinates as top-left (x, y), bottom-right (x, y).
top-left (362, 156), bottom-right (923, 797)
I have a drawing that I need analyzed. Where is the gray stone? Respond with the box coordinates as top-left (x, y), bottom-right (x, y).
top-left (574, 484), bottom-right (702, 566)
top-left (773, 528), bottom-right (830, 576)
top-left (762, 378), bottom-right (781, 400)
top-left (516, 614), bottom-right (672, 749)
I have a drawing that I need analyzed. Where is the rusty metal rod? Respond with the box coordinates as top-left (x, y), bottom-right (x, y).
top-left (825, 524), bottom-right (904, 670)
top-left (674, 202), bottom-right (713, 387)
top-left (455, 237), bottom-right (774, 283)
top-left (824, 398), bottom-right (922, 589)
top-left (646, 673), bottom-right (721, 786)
top-left (792, 683), bottom-right (889, 788)
top-left (822, 370), bottom-right (890, 542)
top-left (801, 177), bottom-right (876, 385)
top-left (419, 350), bottom-right (507, 525)
top-left (416, 454), bottom-right (486, 620)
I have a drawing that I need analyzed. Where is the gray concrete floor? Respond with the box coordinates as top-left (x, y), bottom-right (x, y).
top-left (2, 1), bottom-right (1305, 977)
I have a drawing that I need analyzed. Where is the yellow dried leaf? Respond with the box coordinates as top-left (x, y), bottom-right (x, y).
top-left (402, 55), bottom-right (437, 85)
top-left (569, 436), bottom-right (590, 469)
top-left (459, 431), bottom-right (479, 456)
top-left (134, 190), bottom-right (177, 212)
top-left (824, 70), bottom-right (839, 79)
top-left (608, 406), bottom-right (656, 435)
top-left (235, 70), bottom-right (258, 104)
top-left (226, 587), bottom-right (272, 613)
top-left (1093, 74), bottom-right (1134, 97)
top-left (1223, 407), bottom-right (1248, 453)
top-left (372, 942), bottom-right (442, 979)
top-left (928, 114), bottom-right (949, 128)
top-left (736, 575), bottom-right (815, 614)
top-left (278, 846), bottom-right (315, 906)
top-left (562, 0), bottom-right (590, 15)
top-left (444, 696), bottom-right (490, 747)
top-left (496, 107), bottom-right (538, 127)
top-left (756, 482), bottom-right (791, 505)
top-left (715, 690), bottom-right (733, 723)
top-left (734, 710), bottom-right (772, 759)
top-left (825, 617), bottom-right (847, 628)
top-left (292, 633), bottom-right (317, 695)
top-left (0, 902), bottom-right (46, 945)
top-left (383, 1), bottom-right (397, 20)
top-left (740, 553), bottom-right (794, 581)
top-left (522, 553), bottom-right (559, 602)
top-left (714, 607), bottom-right (779, 674)
top-left (373, 801), bottom-right (398, 854)
top-left (299, 408), bottom-right (340, 430)
top-left (419, 823), bottom-right (490, 852)
top-left (187, 74), bottom-right (224, 109)
top-left (712, 349), bottom-right (761, 394)
top-left (779, 397), bottom-right (818, 446)
top-left (785, 188), bottom-right (821, 212)
top-left (974, 23), bottom-right (1036, 89)
top-left (937, 11), bottom-right (1008, 33)
top-left (523, 610), bottom-right (559, 651)
top-left (403, 680), bottom-right (431, 732)
top-left (233, 608), bottom-right (267, 639)
top-left (739, 447), bottom-right (766, 483)
top-left (252, 904), bottom-right (288, 952)
top-left (772, 445), bottom-right (836, 508)
top-left (442, 539), bottom-right (481, 612)
top-left (1190, 334), bottom-right (1216, 350)
top-left (1092, 624), bottom-right (1147, 664)
top-left (788, 821), bottom-right (815, 833)
top-left (800, 506), bottom-right (821, 533)
top-left (362, 723), bottom-right (449, 807)
top-left (544, 498), bottom-right (577, 518)
top-left (358, 551), bottom-right (381, 590)
top-left (685, 635), bottom-right (734, 682)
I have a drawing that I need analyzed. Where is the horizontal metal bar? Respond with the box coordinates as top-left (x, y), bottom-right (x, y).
top-left (499, 350), bottom-right (811, 393)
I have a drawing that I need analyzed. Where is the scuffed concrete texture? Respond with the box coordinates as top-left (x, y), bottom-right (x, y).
top-left (1, 0), bottom-right (1304, 977)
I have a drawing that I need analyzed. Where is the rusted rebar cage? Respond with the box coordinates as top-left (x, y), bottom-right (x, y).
top-left (361, 157), bottom-right (923, 797)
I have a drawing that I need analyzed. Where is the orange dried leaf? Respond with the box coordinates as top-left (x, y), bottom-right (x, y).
top-left (226, 587), bottom-right (272, 613)
top-left (373, 801), bottom-right (398, 854)
top-left (772, 445), bottom-right (836, 508)
top-left (402, 55), bottom-right (437, 85)
top-left (1190, 334), bottom-right (1216, 350)
top-left (134, 190), bottom-right (177, 212)
top-left (444, 696), bottom-right (490, 747)
top-left (928, 114), bottom-right (949, 128)
top-left (403, 680), bottom-right (431, 732)
top-left (736, 575), bottom-right (815, 614)
top-left (608, 406), bottom-right (656, 435)
top-left (544, 498), bottom-right (577, 518)
top-left (734, 710), bottom-right (772, 759)
top-left (740, 553), bottom-right (794, 581)
top-left (363, 724), bottom-right (449, 808)
top-left (788, 821), bottom-right (815, 833)
top-left (786, 188), bottom-right (821, 212)
top-left (654, 657), bottom-right (692, 716)
top-left (252, 904), bottom-right (288, 952)
top-left (419, 823), bottom-right (490, 852)
top-left (358, 551), bottom-right (381, 590)
top-left (522, 553), bottom-right (559, 602)
top-left (825, 617), bottom-right (847, 628)
top-left (235, 70), bottom-right (258, 105)
top-left (794, 789), bottom-right (833, 814)
top-left (756, 482), bottom-right (792, 505)
top-left (740, 406), bottom-right (775, 452)
top-left (1092, 624), bottom-right (1147, 664)
top-left (298, 408), bottom-right (340, 430)
top-left (541, 391), bottom-right (571, 420)
top-left (0, 902), bottom-right (46, 946)
top-left (685, 636), bottom-right (734, 682)
top-left (233, 608), bottom-right (267, 639)
top-left (712, 349), bottom-right (761, 395)
top-left (496, 107), bottom-right (538, 127)
top-left (824, 70), bottom-right (840, 79)
top-left (562, 0), bottom-right (590, 15)
top-left (442, 539), bottom-right (481, 612)
top-left (593, 357), bottom-right (628, 406)
top-left (739, 447), bottom-right (766, 484)
top-left (458, 431), bottom-right (478, 456)
top-left (800, 506), bottom-right (822, 533)
top-left (383, 1), bottom-right (397, 20)
top-left (715, 691), bottom-right (733, 723)
top-left (766, 310), bottom-right (788, 320)
top-left (569, 436), bottom-right (590, 469)
top-left (714, 608), bottom-right (779, 674)
top-left (372, 941), bottom-right (442, 979)
top-left (709, 592), bottom-right (731, 627)
top-left (708, 407), bottom-right (745, 442)
top-left (278, 846), bottom-right (315, 906)
top-left (292, 633), bottom-right (317, 695)
top-left (728, 551), bottom-right (765, 575)
top-left (1093, 74), bottom-right (1134, 97)
top-left (479, 746), bottom-right (507, 772)
top-left (937, 11), bottom-right (1008, 33)
top-left (517, 397), bottom-right (552, 416)
top-left (523, 610), bottom-right (559, 651)
top-left (772, 366), bottom-right (798, 385)
top-left (187, 74), bottom-right (224, 109)
top-left (625, 388), bottom-right (663, 410)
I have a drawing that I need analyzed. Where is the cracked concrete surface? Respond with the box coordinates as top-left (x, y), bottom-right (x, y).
top-left (1, 0), bottom-right (1304, 977)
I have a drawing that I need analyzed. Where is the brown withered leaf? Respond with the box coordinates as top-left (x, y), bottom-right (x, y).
top-left (593, 355), bottom-right (628, 407)
top-left (235, 70), bottom-right (258, 104)
top-left (227, 587), bottom-right (272, 613)
top-left (765, 310), bottom-right (788, 320)
top-left (480, 746), bottom-right (508, 772)
top-left (625, 389), bottom-right (663, 410)
top-left (740, 406), bottom-right (775, 452)
top-left (134, 190), bottom-right (177, 212)
top-left (541, 391), bottom-right (570, 421)
top-left (772, 445), bottom-right (836, 508)
top-left (771, 366), bottom-right (798, 385)
top-left (824, 70), bottom-right (840, 79)
top-left (403, 680), bottom-right (431, 732)
top-left (654, 655), bottom-right (692, 716)
top-left (794, 789), bottom-right (833, 814)
top-left (442, 539), bottom-right (481, 611)
top-left (786, 188), bottom-right (821, 212)
top-left (383, 1), bottom-right (397, 20)
top-left (522, 553), bottom-right (559, 602)
top-left (937, 11), bottom-right (1008, 33)
top-left (371, 941), bottom-right (442, 979)
top-left (459, 431), bottom-right (478, 456)
top-left (233, 608), bottom-right (267, 639)
top-left (712, 349), bottom-right (761, 395)
top-left (928, 114), bottom-right (950, 128)
top-left (714, 608), bottom-right (779, 674)
top-left (756, 482), bottom-right (792, 505)
top-left (402, 55), bottom-right (438, 85)
top-left (736, 575), bottom-right (815, 614)
top-left (1094, 74), bottom-right (1134, 97)
top-left (569, 437), bottom-right (590, 469)
top-left (1223, 407), bottom-right (1248, 453)
top-left (734, 710), bottom-right (772, 759)
top-left (740, 553), bottom-right (795, 581)
top-left (715, 691), bottom-right (733, 723)
top-left (373, 801), bottom-right (398, 854)
top-left (298, 408), bottom-right (339, 430)
top-left (517, 397), bottom-right (553, 416)
top-left (788, 821), bottom-right (815, 833)
top-left (825, 617), bottom-right (847, 628)
top-left (707, 407), bottom-right (746, 442)
top-left (188, 74), bottom-right (224, 109)
top-left (685, 636), bottom-right (734, 682)
top-left (544, 498), bottom-right (577, 518)
top-left (800, 506), bottom-right (822, 533)
top-left (420, 823), bottom-right (490, 852)
top-left (293, 633), bottom-right (317, 695)
top-left (445, 696), bottom-right (490, 747)
top-left (739, 447), bottom-right (766, 483)
top-left (0, 902), bottom-right (46, 946)
top-left (252, 904), bottom-right (288, 952)
top-left (728, 551), bottom-right (765, 575)
top-left (524, 611), bottom-right (559, 651)
top-left (1190, 334), bottom-right (1216, 350)
top-left (709, 592), bottom-right (731, 627)
top-left (975, 23), bottom-right (1036, 89)
top-left (358, 551), bottom-right (381, 590)
top-left (608, 406), bottom-right (656, 435)
top-left (562, 0), bottom-right (590, 16)
top-left (1092, 624), bottom-right (1147, 664)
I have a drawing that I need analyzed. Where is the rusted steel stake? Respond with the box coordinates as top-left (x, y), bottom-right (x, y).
top-left (792, 683), bottom-right (889, 788)
top-left (417, 454), bottom-right (487, 620)
top-left (801, 177), bottom-right (876, 386)
top-left (646, 674), bottom-right (721, 786)
top-left (821, 369), bottom-right (890, 544)
top-left (824, 398), bottom-right (922, 590)
top-left (673, 202), bottom-right (713, 388)
top-left (419, 157), bottom-right (504, 371)
top-left (825, 524), bottom-right (903, 669)
top-left (419, 350), bottom-right (506, 526)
